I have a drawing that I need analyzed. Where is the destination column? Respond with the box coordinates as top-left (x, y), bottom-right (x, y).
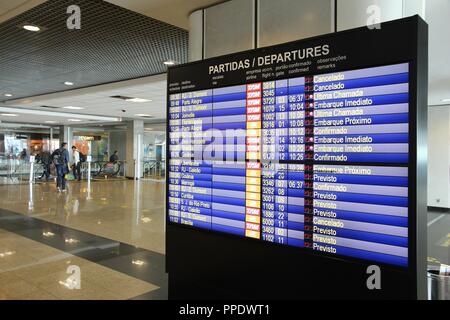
top-left (178, 89), bottom-right (213, 230)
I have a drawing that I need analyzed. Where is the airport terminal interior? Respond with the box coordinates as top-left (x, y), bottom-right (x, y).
top-left (0, 0), bottom-right (449, 301)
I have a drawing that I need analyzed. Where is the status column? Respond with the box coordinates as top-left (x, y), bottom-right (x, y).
top-left (245, 83), bottom-right (262, 239)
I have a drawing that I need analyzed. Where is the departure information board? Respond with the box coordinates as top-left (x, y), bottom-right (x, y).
top-left (168, 62), bottom-right (409, 267)
top-left (166, 16), bottom-right (429, 300)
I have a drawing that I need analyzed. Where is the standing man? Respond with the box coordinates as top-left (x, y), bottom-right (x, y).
top-left (71, 145), bottom-right (81, 181)
top-left (109, 150), bottom-right (119, 163)
top-left (51, 142), bottom-right (70, 192)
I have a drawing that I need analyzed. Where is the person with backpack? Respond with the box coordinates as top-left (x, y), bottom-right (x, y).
top-left (37, 150), bottom-right (51, 180)
top-left (71, 145), bottom-right (83, 181)
top-left (51, 142), bottom-right (70, 192)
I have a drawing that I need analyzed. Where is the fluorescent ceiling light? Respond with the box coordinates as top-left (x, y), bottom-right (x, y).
top-left (45, 121), bottom-right (57, 124)
top-left (0, 123), bottom-right (51, 129)
top-left (4, 93), bottom-right (12, 97)
top-left (442, 99), bottom-right (450, 103)
top-left (23, 25), bottom-right (40, 32)
top-left (0, 113), bottom-right (18, 117)
top-left (64, 81), bottom-right (74, 86)
top-left (0, 107), bottom-right (120, 122)
top-left (125, 98), bottom-right (151, 103)
top-left (68, 119), bottom-right (82, 122)
top-left (135, 114), bottom-right (152, 117)
top-left (63, 106), bottom-right (84, 110)
top-left (163, 60), bottom-right (176, 66)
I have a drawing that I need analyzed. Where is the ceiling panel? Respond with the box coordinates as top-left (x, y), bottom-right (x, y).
top-left (105, 0), bottom-right (225, 29)
top-left (2, 74), bottom-right (167, 125)
top-left (0, 0), bottom-right (187, 101)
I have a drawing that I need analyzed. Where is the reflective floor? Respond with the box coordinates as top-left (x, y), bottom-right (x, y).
top-left (0, 229), bottom-right (158, 300)
top-left (0, 179), bottom-right (165, 254)
top-left (0, 179), bottom-right (167, 300)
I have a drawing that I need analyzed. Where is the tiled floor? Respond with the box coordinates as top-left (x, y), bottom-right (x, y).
top-left (0, 179), bottom-right (165, 254)
top-left (0, 229), bottom-right (159, 300)
top-left (1, 178), bottom-right (449, 300)
top-left (0, 179), bottom-right (167, 300)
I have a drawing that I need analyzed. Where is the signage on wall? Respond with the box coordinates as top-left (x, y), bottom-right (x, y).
top-left (76, 135), bottom-right (101, 141)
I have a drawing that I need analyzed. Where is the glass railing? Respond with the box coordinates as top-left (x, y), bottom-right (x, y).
top-left (0, 156), bottom-right (162, 183)
top-left (143, 158), bottom-right (165, 179)
top-left (0, 156), bottom-right (46, 184)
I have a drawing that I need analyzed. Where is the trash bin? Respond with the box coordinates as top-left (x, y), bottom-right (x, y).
top-left (428, 267), bottom-right (450, 300)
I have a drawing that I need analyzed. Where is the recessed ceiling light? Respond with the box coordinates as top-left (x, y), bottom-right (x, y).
top-left (68, 119), bottom-right (82, 122)
top-left (125, 98), bottom-right (151, 103)
top-left (442, 99), bottom-right (450, 103)
top-left (4, 93), bottom-right (12, 97)
top-left (135, 114), bottom-right (152, 117)
top-left (64, 81), bottom-right (74, 86)
top-left (63, 106), bottom-right (84, 110)
top-left (0, 113), bottom-right (18, 117)
top-left (45, 121), bottom-right (57, 124)
top-left (163, 60), bottom-right (176, 66)
top-left (23, 24), bottom-right (40, 32)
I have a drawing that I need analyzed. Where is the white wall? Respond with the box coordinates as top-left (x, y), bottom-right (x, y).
top-left (109, 131), bottom-right (126, 161)
top-left (428, 106), bottom-right (450, 208)
top-left (204, 0), bottom-right (255, 58)
top-left (336, 0), bottom-right (404, 31)
top-left (257, 0), bottom-right (334, 47)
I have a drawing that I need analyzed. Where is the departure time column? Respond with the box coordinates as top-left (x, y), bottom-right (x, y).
top-left (168, 93), bottom-right (182, 223)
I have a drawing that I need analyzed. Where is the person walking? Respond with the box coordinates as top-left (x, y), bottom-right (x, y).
top-left (71, 145), bottom-right (81, 181)
top-left (37, 150), bottom-right (51, 180)
top-left (51, 142), bottom-right (70, 192)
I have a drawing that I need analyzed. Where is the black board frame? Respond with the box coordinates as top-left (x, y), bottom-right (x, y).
top-left (166, 16), bottom-right (428, 300)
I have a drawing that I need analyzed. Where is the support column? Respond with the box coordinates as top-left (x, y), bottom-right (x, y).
top-left (125, 120), bottom-right (144, 179)
top-left (58, 126), bottom-right (73, 158)
top-left (58, 125), bottom-right (73, 146)
top-left (188, 10), bottom-right (203, 62)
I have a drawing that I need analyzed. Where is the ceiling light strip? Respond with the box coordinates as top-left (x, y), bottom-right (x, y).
top-left (0, 107), bottom-right (120, 122)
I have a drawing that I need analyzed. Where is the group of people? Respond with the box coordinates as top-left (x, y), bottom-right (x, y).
top-left (37, 143), bottom-right (119, 192)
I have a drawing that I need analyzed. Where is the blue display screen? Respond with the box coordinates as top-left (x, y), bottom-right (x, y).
top-left (168, 63), bottom-right (409, 267)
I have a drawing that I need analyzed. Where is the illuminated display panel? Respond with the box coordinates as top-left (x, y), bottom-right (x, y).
top-left (168, 63), bottom-right (409, 267)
